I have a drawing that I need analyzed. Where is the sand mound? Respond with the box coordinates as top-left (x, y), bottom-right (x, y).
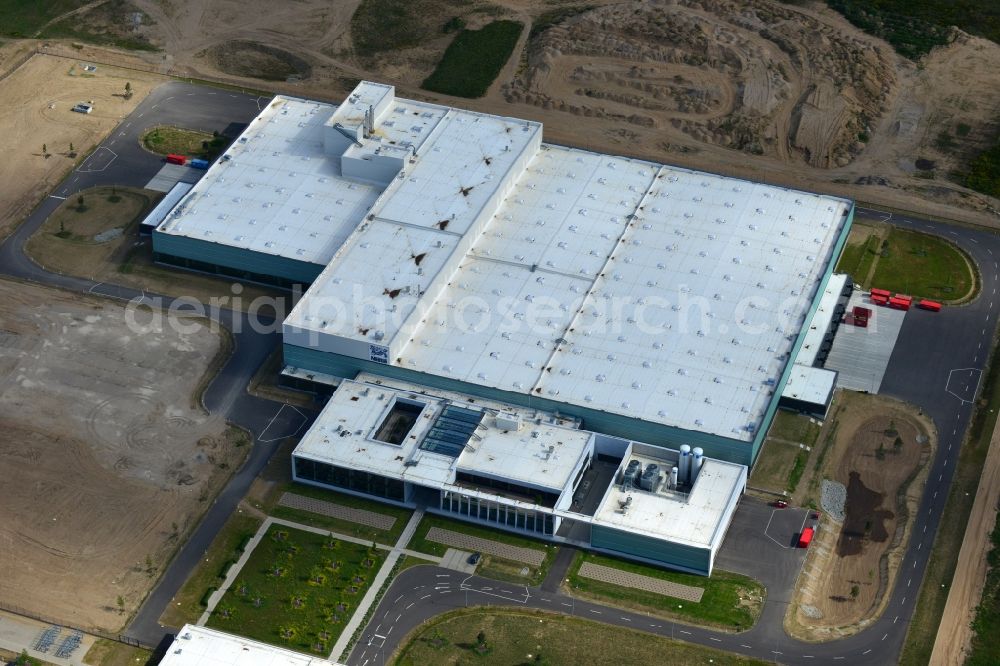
top-left (507, 0), bottom-right (896, 168)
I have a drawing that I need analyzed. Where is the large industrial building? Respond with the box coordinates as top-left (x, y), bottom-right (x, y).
top-left (292, 374), bottom-right (745, 575)
top-left (147, 81), bottom-right (851, 573)
top-left (152, 81), bottom-right (853, 467)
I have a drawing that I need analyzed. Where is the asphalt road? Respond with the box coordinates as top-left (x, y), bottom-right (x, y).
top-left (350, 206), bottom-right (1000, 665)
top-left (4, 80), bottom-right (999, 664)
top-left (0, 81), bottom-right (314, 648)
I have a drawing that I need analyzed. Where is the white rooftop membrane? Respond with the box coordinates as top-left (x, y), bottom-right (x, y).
top-left (150, 81), bottom-right (850, 445)
top-left (156, 96), bottom-right (381, 265)
top-left (160, 625), bottom-right (338, 666)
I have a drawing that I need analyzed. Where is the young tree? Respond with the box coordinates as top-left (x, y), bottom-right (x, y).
top-left (42, 143), bottom-right (47, 156)
top-left (116, 595), bottom-right (125, 614)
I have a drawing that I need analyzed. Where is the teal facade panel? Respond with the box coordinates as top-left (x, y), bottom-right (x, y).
top-left (283, 343), bottom-right (753, 465)
top-left (749, 202), bottom-right (855, 463)
top-left (590, 525), bottom-right (711, 576)
top-left (152, 231), bottom-right (325, 286)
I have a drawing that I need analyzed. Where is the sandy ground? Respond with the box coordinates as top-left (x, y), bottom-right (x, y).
top-left (0, 278), bottom-right (244, 632)
top-left (786, 392), bottom-right (935, 641)
top-left (929, 410), bottom-right (1000, 663)
top-left (31, 0), bottom-right (994, 228)
top-left (0, 44), bottom-right (165, 242)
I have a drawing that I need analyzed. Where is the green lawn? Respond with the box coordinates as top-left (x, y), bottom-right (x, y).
top-left (968, 513), bottom-right (1000, 664)
top-left (0, 0), bottom-right (87, 37)
top-left (408, 514), bottom-right (554, 586)
top-left (394, 609), bottom-right (771, 666)
top-left (159, 512), bottom-right (262, 628)
top-left (767, 411), bottom-right (822, 446)
top-left (422, 20), bottom-right (523, 98)
top-left (835, 224), bottom-right (880, 283)
top-left (869, 227), bottom-right (975, 301)
top-left (142, 126), bottom-right (229, 160)
top-left (207, 525), bottom-right (386, 656)
top-left (826, 0), bottom-right (1000, 59)
top-left (566, 551), bottom-right (764, 632)
top-left (274, 482), bottom-right (413, 544)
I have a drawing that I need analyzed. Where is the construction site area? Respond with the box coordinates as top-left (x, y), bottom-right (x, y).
top-left (784, 392), bottom-right (935, 640)
top-left (0, 280), bottom-right (245, 632)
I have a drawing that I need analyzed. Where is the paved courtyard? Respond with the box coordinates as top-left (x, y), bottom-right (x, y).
top-left (425, 527), bottom-right (545, 567)
top-left (278, 492), bottom-right (397, 531)
top-left (578, 562), bottom-right (704, 602)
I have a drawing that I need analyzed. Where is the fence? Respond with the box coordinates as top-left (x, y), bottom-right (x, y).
top-left (0, 599), bottom-right (154, 650)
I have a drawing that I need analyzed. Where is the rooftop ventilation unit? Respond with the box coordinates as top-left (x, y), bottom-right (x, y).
top-left (495, 412), bottom-right (522, 431)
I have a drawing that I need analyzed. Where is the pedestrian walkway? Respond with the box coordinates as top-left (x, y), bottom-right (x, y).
top-left (329, 510), bottom-right (425, 662)
top-left (425, 527), bottom-right (545, 567)
top-left (578, 562), bottom-right (704, 602)
top-left (197, 515), bottom-right (440, 626)
top-left (278, 492), bottom-right (398, 531)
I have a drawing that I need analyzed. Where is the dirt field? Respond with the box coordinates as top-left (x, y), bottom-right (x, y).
top-left (21, 0), bottom-right (993, 227)
top-left (0, 278), bottom-right (246, 632)
top-left (0, 44), bottom-right (165, 242)
top-left (23, 185), bottom-right (288, 314)
top-left (929, 401), bottom-right (1000, 664)
top-left (786, 392), bottom-right (935, 641)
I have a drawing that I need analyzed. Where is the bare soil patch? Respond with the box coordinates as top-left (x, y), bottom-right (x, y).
top-left (0, 48), bottom-right (165, 242)
top-left (0, 278), bottom-right (246, 632)
top-left (24, 185), bottom-right (288, 315)
top-left (786, 392), bottom-right (935, 641)
top-left (197, 40), bottom-right (312, 82)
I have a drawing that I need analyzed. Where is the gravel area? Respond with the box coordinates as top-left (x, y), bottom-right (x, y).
top-left (821, 479), bottom-right (847, 522)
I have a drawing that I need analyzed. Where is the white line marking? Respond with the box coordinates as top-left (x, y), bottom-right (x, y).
top-left (882, 633), bottom-right (889, 641)
top-left (679, 630), bottom-right (691, 635)
top-left (589, 610), bottom-right (601, 615)
top-left (420, 594), bottom-right (431, 600)
top-left (709, 637), bottom-right (720, 642)
top-left (49, 195), bottom-right (67, 200)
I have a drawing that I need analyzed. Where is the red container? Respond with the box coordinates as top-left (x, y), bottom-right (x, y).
top-left (871, 293), bottom-right (890, 306)
top-left (854, 317), bottom-right (869, 328)
top-left (871, 288), bottom-right (891, 299)
top-left (853, 306), bottom-right (872, 319)
top-left (918, 299), bottom-right (942, 312)
top-left (889, 297), bottom-right (911, 310)
top-left (894, 293), bottom-right (913, 303)
top-left (798, 527), bottom-right (814, 548)
top-left (166, 154), bottom-right (187, 165)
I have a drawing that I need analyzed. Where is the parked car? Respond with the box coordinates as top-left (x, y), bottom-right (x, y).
top-left (71, 103), bottom-right (93, 114)
top-left (772, 499), bottom-right (788, 509)
top-left (467, 552), bottom-right (482, 565)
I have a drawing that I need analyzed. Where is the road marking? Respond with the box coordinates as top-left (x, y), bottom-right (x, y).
top-left (771, 651), bottom-right (783, 656)
top-left (708, 637), bottom-right (720, 642)
top-left (394, 595), bottom-right (402, 603)
top-left (405, 602), bottom-right (414, 610)
top-left (420, 594), bottom-right (431, 600)
top-left (540, 598), bottom-right (551, 603)
top-left (908, 578), bottom-right (911, 587)
top-left (589, 610), bottom-right (601, 615)
top-left (863, 649), bottom-right (872, 655)
top-left (436, 574), bottom-right (449, 577)
top-left (741, 644), bottom-right (752, 649)
top-left (924, 525), bottom-right (927, 533)
top-left (902, 596), bottom-right (907, 605)
top-left (561, 602), bottom-right (572, 608)
top-left (621, 617), bottom-right (632, 622)
top-left (679, 630), bottom-right (691, 635)
top-left (834, 657), bottom-right (845, 660)
top-left (49, 195), bottom-right (67, 200)
top-left (803, 656), bottom-right (814, 659)
top-left (894, 616), bottom-right (899, 624)
top-left (883, 633), bottom-right (889, 641)
top-left (438, 589), bottom-right (450, 594)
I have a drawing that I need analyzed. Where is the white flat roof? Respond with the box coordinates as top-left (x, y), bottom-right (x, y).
top-left (156, 80), bottom-right (851, 443)
top-left (781, 365), bottom-right (837, 407)
top-left (796, 273), bottom-right (849, 367)
top-left (594, 444), bottom-right (746, 549)
top-left (160, 625), bottom-right (339, 666)
top-left (293, 377), bottom-right (591, 494)
top-left (141, 181), bottom-right (193, 229)
top-left (156, 96), bottom-right (382, 265)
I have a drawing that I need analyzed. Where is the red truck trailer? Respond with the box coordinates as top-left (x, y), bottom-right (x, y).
top-left (165, 154), bottom-right (187, 165)
top-left (918, 299), bottom-right (942, 312)
top-left (888, 296), bottom-right (911, 310)
top-left (798, 527), bottom-right (815, 548)
top-left (871, 293), bottom-right (890, 306)
top-left (870, 288), bottom-right (891, 299)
